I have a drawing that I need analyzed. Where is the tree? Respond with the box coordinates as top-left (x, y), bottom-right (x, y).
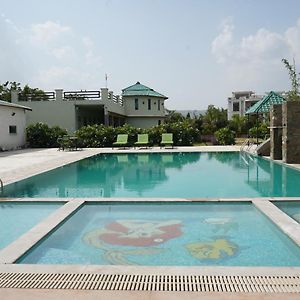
top-left (0, 81), bottom-right (47, 102)
top-left (282, 58), bottom-right (300, 101)
top-left (0, 81), bottom-right (21, 102)
top-left (164, 110), bottom-right (185, 123)
top-left (202, 105), bottom-right (228, 134)
top-left (228, 115), bottom-right (247, 136)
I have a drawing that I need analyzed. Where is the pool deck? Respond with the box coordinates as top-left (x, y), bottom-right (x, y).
top-left (0, 147), bottom-right (300, 299)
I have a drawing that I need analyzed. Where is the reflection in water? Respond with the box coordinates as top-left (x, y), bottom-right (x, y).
top-left (4, 152), bottom-right (300, 198)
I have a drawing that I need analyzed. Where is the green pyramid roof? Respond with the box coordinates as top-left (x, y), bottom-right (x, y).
top-left (122, 82), bottom-right (168, 99)
top-left (245, 91), bottom-right (286, 114)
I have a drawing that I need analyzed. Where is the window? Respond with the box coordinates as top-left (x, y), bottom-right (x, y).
top-left (9, 125), bottom-right (17, 134)
top-left (135, 98), bottom-right (139, 110)
top-left (148, 98), bottom-right (151, 110)
top-left (158, 120), bottom-right (161, 125)
top-left (158, 100), bottom-right (160, 111)
top-left (233, 102), bottom-right (240, 112)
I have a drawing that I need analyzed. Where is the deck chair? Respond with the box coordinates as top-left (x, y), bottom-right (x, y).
top-left (113, 134), bottom-right (128, 149)
top-left (134, 134), bottom-right (149, 148)
top-left (160, 133), bottom-right (173, 148)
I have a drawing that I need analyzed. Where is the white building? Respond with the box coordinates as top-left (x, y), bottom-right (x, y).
top-left (0, 100), bottom-right (32, 151)
top-left (227, 91), bottom-right (263, 120)
top-left (11, 82), bottom-right (168, 132)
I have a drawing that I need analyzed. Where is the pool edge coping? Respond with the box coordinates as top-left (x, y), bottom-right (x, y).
top-left (0, 200), bottom-right (84, 264)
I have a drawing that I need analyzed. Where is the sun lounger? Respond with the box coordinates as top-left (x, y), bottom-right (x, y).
top-left (160, 133), bottom-right (173, 148)
top-left (113, 134), bottom-right (128, 149)
top-left (134, 134), bottom-right (149, 148)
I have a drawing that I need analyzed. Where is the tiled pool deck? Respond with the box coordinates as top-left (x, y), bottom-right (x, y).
top-left (0, 147), bottom-right (300, 299)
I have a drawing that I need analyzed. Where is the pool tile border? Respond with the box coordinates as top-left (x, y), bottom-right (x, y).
top-left (0, 200), bottom-right (84, 264)
top-left (253, 200), bottom-right (300, 246)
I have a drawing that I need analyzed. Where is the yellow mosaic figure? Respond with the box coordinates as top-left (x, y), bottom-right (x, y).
top-left (186, 239), bottom-right (238, 260)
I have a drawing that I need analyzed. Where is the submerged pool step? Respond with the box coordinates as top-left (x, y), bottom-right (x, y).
top-left (0, 273), bottom-right (299, 293)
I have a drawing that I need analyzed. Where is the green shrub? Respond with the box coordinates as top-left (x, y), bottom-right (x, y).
top-left (75, 121), bottom-right (200, 147)
top-left (215, 128), bottom-right (235, 145)
top-left (249, 123), bottom-right (269, 139)
top-left (26, 123), bottom-right (67, 147)
top-left (75, 124), bottom-right (116, 147)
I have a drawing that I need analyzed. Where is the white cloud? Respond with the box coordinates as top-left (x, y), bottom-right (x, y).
top-left (211, 18), bottom-right (300, 92)
top-left (30, 21), bottom-right (71, 45)
top-left (51, 46), bottom-right (75, 60)
top-left (82, 36), bottom-right (102, 66)
top-left (0, 17), bottom-right (104, 90)
top-left (211, 17), bottom-right (234, 63)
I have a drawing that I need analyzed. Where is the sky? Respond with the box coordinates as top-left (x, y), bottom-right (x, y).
top-left (1, 0), bottom-right (300, 110)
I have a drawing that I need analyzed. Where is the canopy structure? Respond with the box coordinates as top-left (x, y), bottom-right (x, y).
top-left (245, 91), bottom-right (286, 145)
top-left (245, 91), bottom-right (286, 115)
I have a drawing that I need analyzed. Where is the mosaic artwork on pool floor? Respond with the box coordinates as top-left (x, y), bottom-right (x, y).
top-left (19, 203), bottom-right (300, 266)
top-left (83, 218), bottom-right (239, 265)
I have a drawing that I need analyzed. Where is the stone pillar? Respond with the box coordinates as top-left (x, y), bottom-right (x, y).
top-left (100, 88), bottom-right (108, 101)
top-left (282, 101), bottom-right (300, 163)
top-left (104, 106), bottom-right (109, 126)
top-left (11, 90), bottom-right (19, 103)
top-left (55, 89), bottom-right (63, 101)
top-left (270, 104), bottom-right (282, 160)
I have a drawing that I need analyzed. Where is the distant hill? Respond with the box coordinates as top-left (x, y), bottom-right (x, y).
top-left (176, 110), bottom-right (206, 117)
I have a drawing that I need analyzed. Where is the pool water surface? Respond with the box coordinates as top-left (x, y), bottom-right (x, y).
top-left (0, 202), bottom-right (62, 250)
top-left (4, 152), bottom-right (300, 198)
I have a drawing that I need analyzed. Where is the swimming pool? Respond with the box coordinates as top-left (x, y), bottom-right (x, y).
top-left (274, 201), bottom-right (300, 224)
top-left (4, 152), bottom-right (300, 198)
top-left (0, 202), bottom-right (62, 250)
top-left (19, 202), bottom-right (300, 266)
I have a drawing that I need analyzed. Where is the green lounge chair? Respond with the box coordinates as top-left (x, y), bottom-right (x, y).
top-left (160, 133), bottom-right (173, 148)
top-left (113, 134), bottom-right (128, 149)
top-left (134, 134), bottom-right (149, 148)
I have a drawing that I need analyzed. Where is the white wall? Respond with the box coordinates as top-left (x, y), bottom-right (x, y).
top-left (126, 117), bottom-right (164, 128)
top-left (0, 106), bottom-right (27, 150)
top-left (124, 96), bottom-right (166, 116)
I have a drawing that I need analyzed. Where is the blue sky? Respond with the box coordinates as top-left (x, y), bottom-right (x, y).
top-left (1, 0), bottom-right (300, 109)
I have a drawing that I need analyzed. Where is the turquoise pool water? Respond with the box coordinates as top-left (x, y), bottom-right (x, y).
top-left (4, 152), bottom-right (300, 198)
top-left (274, 201), bottom-right (300, 224)
top-left (0, 202), bottom-right (62, 250)
top-left (19, 202), bottom-right (300, 266)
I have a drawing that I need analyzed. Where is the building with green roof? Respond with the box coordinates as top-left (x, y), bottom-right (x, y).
top-left (122, 82), bottom-right (168, 128)
top-left (11, 81), bottom-right (168, 131)
top-left (245, 91), bottom-right (286, 115)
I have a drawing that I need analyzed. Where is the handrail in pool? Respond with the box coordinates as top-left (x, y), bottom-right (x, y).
top-left (0, 178), bottom-right (3, 195)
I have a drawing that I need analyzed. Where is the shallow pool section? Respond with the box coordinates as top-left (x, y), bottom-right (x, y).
top-left (4, 152), bottom-right (300, 198)
top-left (19, 202), bottom-right (300, 266)
top-left (0, 202), bottom-right (62, 250)
top-left (274, 201), bottom-right (300, 224)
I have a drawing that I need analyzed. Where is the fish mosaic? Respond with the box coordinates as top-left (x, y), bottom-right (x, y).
top-left (83, 219), bottom-right (182, 265)
top-left (185, 239), bottom-right (238, 260)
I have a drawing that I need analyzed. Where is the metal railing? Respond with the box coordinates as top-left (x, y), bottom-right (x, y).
top-left (18, 91), bottom-right (55, 101)
top-left (64, 90), bottom-right (101, 100)
top-left (0, 179), bottom-right (3, 195)
top-left (240, 139), bottom-right (256, 153)
top-left (112, 95), bottom-right (124, 106)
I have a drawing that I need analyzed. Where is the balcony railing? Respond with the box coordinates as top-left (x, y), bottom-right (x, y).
top-left (18, 91), bottom-right (55, 101)
top-left (63, 90), bottom-right (101, 100)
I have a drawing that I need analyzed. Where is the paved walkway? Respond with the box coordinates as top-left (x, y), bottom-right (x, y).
top-left (1, 289), bottom-right (299, 300)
